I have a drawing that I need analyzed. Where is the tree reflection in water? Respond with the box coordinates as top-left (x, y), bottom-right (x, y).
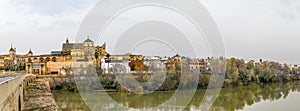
top-left (53, 82), bottom-right (300, 111)
top-left (190, 82), bottom-right (300, 111)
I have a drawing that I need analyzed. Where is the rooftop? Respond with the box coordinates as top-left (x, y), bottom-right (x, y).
top-left (84, 38), bottom-right (93, 42)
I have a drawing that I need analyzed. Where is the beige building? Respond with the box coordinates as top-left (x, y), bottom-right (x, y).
top-left (25, 54), bottom-right (72, 75)
top-left (0, 46), bottom-right (28, 70)
top-left (0, 36), bottom-right (150, 75)
top-left (109, 53), bottom-right (143, 61)
top-left (0, 56), bottom-right (4, 68)
top-left (0, 37), bottom-right (108, 75)
top-left (25, 37), bottom-right (105, 75)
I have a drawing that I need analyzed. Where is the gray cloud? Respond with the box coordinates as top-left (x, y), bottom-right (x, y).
top-left (11, 0), bottom-right (97, 15)
top-left (200, 0), bottom-right (300, 64)
top-left (0, 0), bottom-right (98, 54)
top-left (0, 0), bottom-right (299, 64)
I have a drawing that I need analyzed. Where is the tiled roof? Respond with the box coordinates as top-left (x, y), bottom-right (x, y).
top-left (63, 43), bottom-right (83, 49)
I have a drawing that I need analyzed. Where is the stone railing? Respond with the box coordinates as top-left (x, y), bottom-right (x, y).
top-left (0, 74), bottom-right (35, 111)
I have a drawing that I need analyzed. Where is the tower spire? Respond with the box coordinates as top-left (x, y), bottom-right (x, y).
top-left (28, 48), bottom-right (33, 56)
top-left (9, 44), bottom-right (15, 52)
top-left (66, 37), bottom-right (69, 44)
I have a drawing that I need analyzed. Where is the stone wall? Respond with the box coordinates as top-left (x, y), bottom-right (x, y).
top-left (36, 75), bottom-right (76, 91)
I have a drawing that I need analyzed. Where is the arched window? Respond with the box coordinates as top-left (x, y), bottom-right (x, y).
top-left (46, 57), bottom-right (50, 62)
top-left (39, 58), bottom-right (44, 62)
top-left (52, 57), bottom-right (57, 62)
top-left (33, 58), bottom-right (37, 62)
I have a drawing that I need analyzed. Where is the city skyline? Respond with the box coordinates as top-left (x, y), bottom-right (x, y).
top-left (0, 1), bottom-right (300, 111)
top-left (0, 38), bottom-right (298, 66)
top-left (0, 0), bottom-right (300, 64)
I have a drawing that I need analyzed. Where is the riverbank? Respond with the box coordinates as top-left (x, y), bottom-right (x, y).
top-left (36, 73), bottom-right (300, 93)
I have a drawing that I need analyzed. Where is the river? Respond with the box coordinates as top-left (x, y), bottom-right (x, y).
top-left (53, 82), bottom-right (300, 111)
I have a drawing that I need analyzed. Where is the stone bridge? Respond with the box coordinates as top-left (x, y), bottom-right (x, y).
top-left (0, 74), bottom-right (34, 111)
top-left (0, 74), bottom-right (60, 111)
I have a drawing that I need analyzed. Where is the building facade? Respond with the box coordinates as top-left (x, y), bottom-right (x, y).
top-left (0, 37), bottom-right (107, 75)
top-left (0, 46), bottom-right (27, 70)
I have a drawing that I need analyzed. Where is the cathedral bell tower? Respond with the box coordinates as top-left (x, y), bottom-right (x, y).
top-left (28, 48), bottom-right (33, 56)
top-left (9, 45), bottom-right (16, 60)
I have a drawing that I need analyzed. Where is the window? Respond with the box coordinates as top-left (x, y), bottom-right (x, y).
top-left (52, 57), bottom-right (57, 62)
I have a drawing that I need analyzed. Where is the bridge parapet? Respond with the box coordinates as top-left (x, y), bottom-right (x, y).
top-left (0, 74), bottom-right (36, 111)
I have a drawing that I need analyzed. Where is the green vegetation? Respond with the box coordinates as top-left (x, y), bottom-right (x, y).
top-left (97, 58), bottom-right (300, 91)
top-left (130, 64), bottom-right (135, 71)
top-left (54, 82), bottom-right (78, 92)
top-left (0, 66), bottom-right (25, 71)
top-left (94, 52), bottom-right (99, 59)
top-left (99, 74), bottom-right (120, 90)
top-left (224, 58), bottom-right (300, 87)
top-left (54, 57), bottom-right (299, 92)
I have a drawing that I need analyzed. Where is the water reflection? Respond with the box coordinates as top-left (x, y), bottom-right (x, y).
top-left (53, 82), bottom-right (300, 111)
top-left (52, 91), bottom-right (90, 111)
top-left (208, 82), bottom-right (299, 111)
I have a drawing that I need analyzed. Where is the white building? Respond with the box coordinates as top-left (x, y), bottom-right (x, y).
top-left (101, 58), bottom-right (130, 74)
top-left (143, 56), bottom-right (161, 61)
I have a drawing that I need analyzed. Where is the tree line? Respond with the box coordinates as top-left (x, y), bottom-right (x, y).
top-left (57, 57), bottom-right (300, 92)
top-left (224, 58), bottom-right (299, 87)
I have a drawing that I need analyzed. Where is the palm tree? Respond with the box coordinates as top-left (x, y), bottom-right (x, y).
top-left (106, 53), bottom-right (110, 74)
top-left (95, 52), bottom-right (99, 59)
top-left (95, 52), bottom-right (99, 68)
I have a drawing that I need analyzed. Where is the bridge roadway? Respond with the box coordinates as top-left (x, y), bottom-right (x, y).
top-left (0, 75), bottom-right (18, 84)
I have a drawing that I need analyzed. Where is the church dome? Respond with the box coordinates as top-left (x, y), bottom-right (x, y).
top-left (84, 38), bottom-right (93, 42)
top-left (125, 52), bottom-right (132, 56)
top-left (84, 36), bottom-right (93, 42)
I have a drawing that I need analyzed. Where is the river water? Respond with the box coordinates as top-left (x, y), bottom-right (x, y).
top-left (53, 82), bottom-right (300, 111)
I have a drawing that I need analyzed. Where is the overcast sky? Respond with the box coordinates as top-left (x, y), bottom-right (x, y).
top-left (0, 0), bottom-right (299, 64)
